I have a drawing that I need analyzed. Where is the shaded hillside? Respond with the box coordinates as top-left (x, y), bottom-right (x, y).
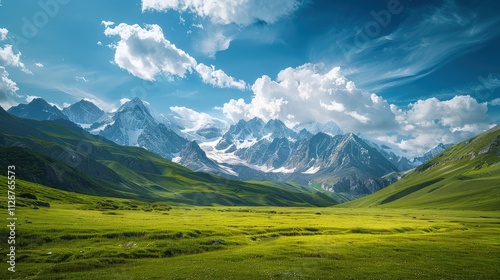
top-left (341, 125), bottom-right (500, 210)
top-left (0, 107), bottom-right (338, 206)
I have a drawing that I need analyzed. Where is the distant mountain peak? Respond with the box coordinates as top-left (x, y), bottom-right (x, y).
top-left (8, 98), bottom-right (68, 121)
top-left (119, 97), bottom-right (150, 113)
top-left (292, 120), bottom-right (343, 136)
top-left (62, 99), bottom-right (105, 125)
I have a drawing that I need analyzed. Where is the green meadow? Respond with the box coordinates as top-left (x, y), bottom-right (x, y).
top-left (1, 178), bottom-right (500, 279)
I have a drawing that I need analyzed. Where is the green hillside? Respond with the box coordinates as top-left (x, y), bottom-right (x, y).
top-left (0, 108), bottom-right (338, 207)
top-left (341, 125), bottom-right (500, 210)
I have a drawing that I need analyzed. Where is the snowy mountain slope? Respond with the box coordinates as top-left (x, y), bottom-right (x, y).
top-left (292, 121), bottom-right (343, 136)
top-left (8, 98), bottom-right (69, 121)
top-left (62, 99), bottom-right (105, 125)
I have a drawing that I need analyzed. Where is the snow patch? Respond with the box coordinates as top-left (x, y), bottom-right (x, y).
top-left (89, 120), bottom-right (115, 134)
top-left (302, 165), bottom-right (320, 174)
top-left (127, 129), bottom-right (144, 146)
top-left (271, 166), bottom-right (295, 174)
top-left (172, 156), bottom-right (181, 163)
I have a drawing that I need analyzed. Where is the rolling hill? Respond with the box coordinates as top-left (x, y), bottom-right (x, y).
top-left (341, 125), bottom-right (500, 210)
top-left (0, 107), bottom-right (338, 207)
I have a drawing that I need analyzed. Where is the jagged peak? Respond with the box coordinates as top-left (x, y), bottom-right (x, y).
top-left (118, 97), bottom-right (150, 114)
top-left (29, 98), bottom-right (51, 106)
top-left (186, 140), bottom-right (201, 148)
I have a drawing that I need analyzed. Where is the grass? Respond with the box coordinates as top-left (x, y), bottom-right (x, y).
top-left (341, 125), bottom-right (500, 210)
top-left (1, 115), bottom-right (499, 278)
top-left (0, 110), bottom-right (340, 207)
top-left (1, 180), bottom-right (499, 279)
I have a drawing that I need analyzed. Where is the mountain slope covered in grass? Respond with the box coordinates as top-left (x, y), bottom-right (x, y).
top-left (0, 107), bottom-right (338, 206)
top-left (341, 125), bottom-right (500, 210)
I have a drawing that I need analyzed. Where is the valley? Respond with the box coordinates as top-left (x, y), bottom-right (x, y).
top-left (1, 177), bottom-right (499, 279)
top-left (1, 100), bottom-right (500, 279)
top-left (2, 1), bottom-right (500, 278)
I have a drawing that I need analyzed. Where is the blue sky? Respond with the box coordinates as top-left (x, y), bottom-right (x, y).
top-left (0, 0), bottom-right (499, 153)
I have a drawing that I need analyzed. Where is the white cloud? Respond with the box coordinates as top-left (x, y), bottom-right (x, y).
top-left (0, 28), bottom-right (8, 41)
top-left (62, 102), bottom-right (71, 108)
top-left (97, 41), bottom-right (102, 46)
top-left (101, 20), bottom-right (115, 27)
top-left (489, 98), bottom-right (500, 106)
top-left (120, 98), bottom-right (131, 105)
top-left (222, 63), bottom-right (494, 154)
top-left (170, 105), bottom-right (229, 132)
top-left (142, 0), bottom-right (300, 56)
top-left (197, 27), bottom-right (232, 57)
top-left (104, 23), bottom-right (246, 89)
top-left (141, 0), bottom-right (300, 26)
top-left (195, 63), bottom-right (246, 90)
top-left (192, 23), bottom-right (204, 29)
top-left (391, 95), bottom-right (491, 153)
top-left (75, 76), bottom-right (89, 82)
top-left (0, 66), bottom-right (20, 108)
top-left (35, 62), bottom-right (44, 68)
top-left (222, 63), bottom-right (396, 131)
top-left (25, 95), bottom-right (41, 103)
top-left (49, 102), bottom-right (62, 110)
top-left (0, 45), bottom-right (32, 74)
top-left (104, 23), bottom-right (197, 81)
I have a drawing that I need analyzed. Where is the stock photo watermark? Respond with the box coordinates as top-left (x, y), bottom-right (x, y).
top-left (6, 165), bottom-right (16, 273)
top-left (337, 0), bottom-right (406, 60)
top-left (8, 0), bottom-right (70, 51)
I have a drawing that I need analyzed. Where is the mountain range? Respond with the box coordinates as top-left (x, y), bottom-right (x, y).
top-left (5, 97), bottom-right (456, 198)
top-left (0, 105), bottom-right (337, 206)
top-left (62, 99), bottom-right (106, 125)
top-left (343, 125), bottom-right (500, 210)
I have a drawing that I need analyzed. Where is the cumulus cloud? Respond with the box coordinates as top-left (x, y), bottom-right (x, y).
top-left (0, 45), bottom-right (31, 74)
top-left (0, 28), bottom-right (8, 41)
top-left (104, 23), bottom-right (246, 89)
top-left (222, 63), bottom-right (494, 154)
top-left (170, 105), bottom-right (229, 132)
top-left (104, 23), bottom-right (197, 81)
top-left (35, 62), bottom-right (44, 68)
top-left (222, 63), bottom-right (397, 132)
top-left (195, 63), bottom-right (246, 90)
top-left (391, 95), bottom-right (491, 153)
top-left (0, 66), bottom-right (19, 96)
top-left (0, 66), bottom-right (20, 109)
top-left (141, 0), bottom-right (300, 26)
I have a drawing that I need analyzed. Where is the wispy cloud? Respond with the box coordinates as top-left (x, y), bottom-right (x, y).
top-left (429, 73), bottom-right (500, 102)
top-left (16, 63), bottom-right (130, 112)
top-left (75, 76), bottom-right (89, 82)
top-left (314, 0), bottom-right (500, 92)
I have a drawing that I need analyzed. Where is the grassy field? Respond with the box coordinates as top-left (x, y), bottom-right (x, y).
top-left (1, 182), bottom-right (499, 279)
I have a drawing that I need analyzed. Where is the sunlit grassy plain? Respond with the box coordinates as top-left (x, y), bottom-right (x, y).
top-left (1, 178), bottom-right (500, 279)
